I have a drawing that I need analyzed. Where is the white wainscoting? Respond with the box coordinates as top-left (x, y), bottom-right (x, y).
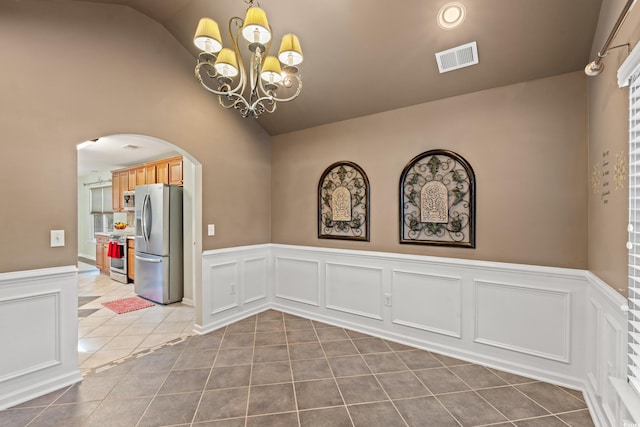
top-left (0, 266), bottom-right (82, 410)
top-left (270, 244), bottom-right (588, 388)
top-left (474, 280), bottom-right (571, 363)
top-left (197, 244), bottom-right (636, 426)
top-left (274, 256), bottom-right (320, 307)
top-left (326, 263), bottom-right (383, 320)
top-left (584, 272), bottom-right (637, 427)
top-left (391, 270), bottom-right (461, 338)
top-left (197, 245), bottom-right (271, 335)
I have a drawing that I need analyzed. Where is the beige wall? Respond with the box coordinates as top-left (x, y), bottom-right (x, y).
top-left (587, 0), bottom-right (640, 296)
top-left (272, 72), bottom-right (589, 269)
top-left (0, 1), bottom-right (271, 273)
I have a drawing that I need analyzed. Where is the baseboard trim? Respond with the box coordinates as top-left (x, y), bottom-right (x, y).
top-left (193, 302), bottom-right (270, 335)
top-left (0, 366), bottom-right (82, 411)
top-left (270, 302), bottom-right (584, 390)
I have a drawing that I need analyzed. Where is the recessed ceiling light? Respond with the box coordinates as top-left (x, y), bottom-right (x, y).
top-left (437, 2), bottom-right (466, 30)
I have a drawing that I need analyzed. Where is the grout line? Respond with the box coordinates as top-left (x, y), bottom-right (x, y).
top-left (274, 310), bottom-right (301, 426)
top-left (188, 324), bottom-right (227, 427)
top-left (318, 321), bottom-right (364, 427)
top-left (242, 314), bottom-right (259, 427)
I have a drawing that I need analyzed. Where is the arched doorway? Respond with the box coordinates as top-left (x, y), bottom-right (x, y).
top-left (77, 134), bottom-right (202, 368)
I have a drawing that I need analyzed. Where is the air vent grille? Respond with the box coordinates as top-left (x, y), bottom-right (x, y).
top-left (435, 41), bottom-right (479, 73)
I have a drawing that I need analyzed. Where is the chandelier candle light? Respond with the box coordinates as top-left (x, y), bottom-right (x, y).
top-left (193, 1), bottom-right (304, 118)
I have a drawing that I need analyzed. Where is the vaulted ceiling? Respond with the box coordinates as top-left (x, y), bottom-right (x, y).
top-left (74, 0), bottom-right (603, 136)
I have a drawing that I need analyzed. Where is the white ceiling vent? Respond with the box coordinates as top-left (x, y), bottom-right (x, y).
top-left (435, 41), bottom-right (479, 73)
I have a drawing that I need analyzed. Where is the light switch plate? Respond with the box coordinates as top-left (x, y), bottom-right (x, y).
top-left (50, 230), bottom-right (65, 247)
top-left (208, 224), bottom-right (215, 236)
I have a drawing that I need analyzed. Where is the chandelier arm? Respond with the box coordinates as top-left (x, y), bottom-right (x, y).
top-left (218, 93), bottom-right (251, 117)
top-left (229, 16), bottom-right (248, 98)
top-left (217, 90), bottom-right (252, 112)
top-left (194, 60), bottom-right (245, 98)
top-left (259, 75), bottom-right (303, 102)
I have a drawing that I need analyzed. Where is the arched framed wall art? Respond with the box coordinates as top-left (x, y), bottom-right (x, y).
top-left (318, 161), bottom-right (370, 241)
top-left (399, 149), bottom-right (475, 247)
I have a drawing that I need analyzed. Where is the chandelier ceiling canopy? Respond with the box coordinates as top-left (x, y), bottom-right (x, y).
top-left (193, 0), bottom-right (304, 119)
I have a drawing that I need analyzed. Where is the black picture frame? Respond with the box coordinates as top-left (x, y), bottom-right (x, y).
top-left (399, 149), bottom-right (475, 248)
top-left (318, 161), bottom-right (370, 241)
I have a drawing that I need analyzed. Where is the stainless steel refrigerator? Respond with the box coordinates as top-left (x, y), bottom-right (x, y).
top-left (134, 183), bottom-right (183, 304)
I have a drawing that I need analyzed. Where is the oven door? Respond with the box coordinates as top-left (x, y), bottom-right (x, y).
top-left (109, 242), bottom-right (127, 273)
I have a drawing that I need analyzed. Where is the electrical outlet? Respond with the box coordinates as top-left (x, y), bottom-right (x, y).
top-left (384, 294), bottom-right (392, 307)
top-left (208, 224), bottom-right (215, 236)
top-left (230, 283), bottom-right (236, 295)
top-left (50, 230), bottom-right (65, 247)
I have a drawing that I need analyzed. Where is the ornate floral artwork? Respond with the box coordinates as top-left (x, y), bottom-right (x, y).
top-left (400, 149), bottom-right (475, 247)
top-left (614, 150), bottom-right (628, 191)
top-left (592, 163), bottom-right (601, 194)
top-left (318, 161), bottom-right (370, 241)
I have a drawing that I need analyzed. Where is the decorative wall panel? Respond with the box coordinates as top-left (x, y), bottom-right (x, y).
top-left (275, 257), bottom-right (319, 306)
top-left (474, 280), bottom-right (570, 362)
top-left (391, 270), bottom-right (462, 337)
top-left (244, 257), bottom-right (267, 303)
top-left (0, 292), bottom-right (59, 381)
top-left (208, 262), bottom-right (239, 315)
top-left (325, 263), bottom-right (383, 320)
top-left (0, 266), bottom-right (81, 410)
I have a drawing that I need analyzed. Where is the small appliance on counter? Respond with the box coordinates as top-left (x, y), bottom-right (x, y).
top-left (134, 183), bottom-right (183, 304)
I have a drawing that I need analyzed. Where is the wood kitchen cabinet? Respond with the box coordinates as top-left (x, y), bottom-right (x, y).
top-left (112, 171), bottom-right (121, 211)
top-left (111, 171), bottom-right (129, 211)
top-left (168, 157), bottom-right (183, 186)
top-left (95, 234), bottom-right (110, 274)
top-left (127, 238), bottom-right (135, 282)
top-left (145, 165), bottom-right (156, 184)
top-left (128, 169), bottom-right (136, 191)
top-left (111, 156), bottom-right (183, 211)
top-left (156, 162), bottom-right (168, 184)
top-left (119, 172), bottom-right (128, 198)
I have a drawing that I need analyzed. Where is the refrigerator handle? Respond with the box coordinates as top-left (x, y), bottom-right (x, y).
top-left (142, 193), bottom-right (151, 243)
top-left (140, 194), bottom-right (146, 243)
top-left (135, 255), bottom-right (162, 263)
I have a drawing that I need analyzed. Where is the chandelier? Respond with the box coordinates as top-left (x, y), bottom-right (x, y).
top-left (193, 1), bottom-right (304, 118)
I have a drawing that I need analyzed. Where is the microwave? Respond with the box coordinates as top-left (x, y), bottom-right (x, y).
top-left (122, 191), bottom-right (135, 211)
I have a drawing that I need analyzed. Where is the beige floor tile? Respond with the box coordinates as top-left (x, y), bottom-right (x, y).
top-left (101, 334), bottom-right (148, 350)
top-left (153, 321), bottom-right (192, 334)
top-left (76, 272), bottom-right (195, 372)
top-left (84, 324), bottom-right (130, 338)
top-left (137, 333), bottom-right (182, 349)
top-left (119, 322), bottom-right (159, 336)
top-left (78, 337), bottom-right (113, 352)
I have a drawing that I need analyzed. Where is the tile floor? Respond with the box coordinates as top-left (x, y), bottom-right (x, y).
top-left (2, 308), bottom-right (595, 426)
top-left (76, 265), bottom-right (195, 372)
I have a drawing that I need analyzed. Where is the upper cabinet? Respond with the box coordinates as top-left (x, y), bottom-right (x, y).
top-left (128, 169), bottom-right (136, 191)
top-left (135, 167), bottom-right (146, 187)
top-left (111, 156), bottom-right (183, 211)
top-left (112, 171), bottom-right (128, 211)
top-left (168, 157), bottom-right (183, 186)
